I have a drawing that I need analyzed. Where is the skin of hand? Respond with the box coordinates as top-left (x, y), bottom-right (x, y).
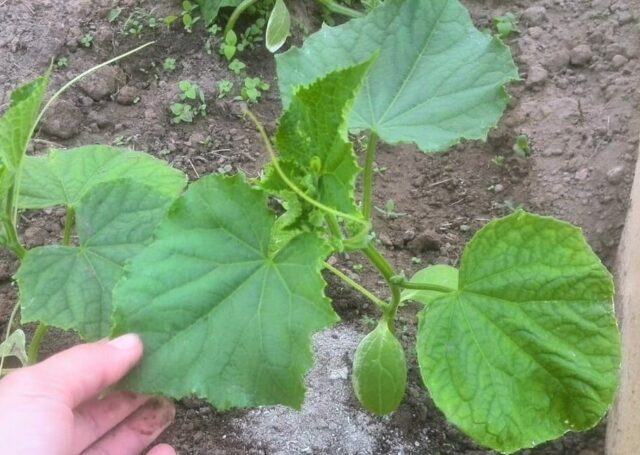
top-left (0, 334), bottom-right (176, 455)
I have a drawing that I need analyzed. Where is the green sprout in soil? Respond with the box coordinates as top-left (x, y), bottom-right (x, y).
top-left (108, 7), bottom-right (123, 23)
top-left (163, 57), bottom-right (177, 73)
top-left (491, 155), bottom-right (506, 167)
top-left (54, 57), bottom-right (68, 70)
top-left (374, 199), bottom-right (406, 219)
top-left (181, 0), bottom-right (200, 33)
top-left (217, 80), bottom-right (234, 98)
top-left (119, 8), bottom-right (159, 38)
top-left (170, 80), bottom-right (206, 123)
top-left (493, 12), bottom-right (517, 40)
top-left (79, 33), bottom-right (94, 48)
top-left (238, 76), bottom-right (269, 103)
top-left (513, 133), bottom-right (532, 157)
top-left (228, 59), bottom-right (246, 75)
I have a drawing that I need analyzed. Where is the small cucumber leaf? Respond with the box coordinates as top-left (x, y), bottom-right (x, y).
top-left (416, 211), bottom-right (620, 454)
top-left (276, 0), bottom-right (519, 152)
top-left (16, 180), bottom-right (176, 340)
top-left (0, 75), bottom-right (48, 245)
top-left (0, 75), bottom-right (48, 171)
top-left (19, 145), bottom-right (187, 210)
top-left (401, 264), bottom-right (458, 305)
top-left (112, 174), bottom-right (339, 409)
top-left (352, 321), bottom-right (407, 415)
top-left (0, 329), bottom-right (28, 367)
top-left (262, 57), bottom-right (375, 216)
top-left (266, 0), bottom-right (291, 53)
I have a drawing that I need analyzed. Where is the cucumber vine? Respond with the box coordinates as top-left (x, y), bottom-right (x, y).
top-left (0, 1), bottom-right (620, 454)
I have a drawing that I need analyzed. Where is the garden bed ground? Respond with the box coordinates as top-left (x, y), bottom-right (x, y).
top-left (1, 0), bottom-right (639, 453)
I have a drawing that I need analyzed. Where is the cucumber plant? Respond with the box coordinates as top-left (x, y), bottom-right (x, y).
top-left (0, 1), bottom-right (620, 454)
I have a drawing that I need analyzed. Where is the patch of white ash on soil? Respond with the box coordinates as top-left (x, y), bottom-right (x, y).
top-left (233, 324), bottom-right (409, 455)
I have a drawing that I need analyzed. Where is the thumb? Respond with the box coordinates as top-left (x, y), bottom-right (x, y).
top-left (6, 334), bottom-right (143, 407)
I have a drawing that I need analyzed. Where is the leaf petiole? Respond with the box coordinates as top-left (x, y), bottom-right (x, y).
top-left (361, 244), bottom-right (401, 320)
top-left (224, 0), bottom-right (260, 37)
top-left (323, 261), bottom-right (387, 310)
top-left (395, 280), bottom-right (456, 293)
top-left (361, 130), bottom-right (378, 220)
top-left (315, 0), bottom-right (364, 18)
top-left (26, 324), bottom-right (47, 365)
top-left (62, 207), bottom-right (75, 246)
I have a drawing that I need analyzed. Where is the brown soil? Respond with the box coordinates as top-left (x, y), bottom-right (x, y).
top-left (1, 0), bottom-right (638, 454)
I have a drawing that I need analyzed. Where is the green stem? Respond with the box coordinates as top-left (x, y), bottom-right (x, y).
top-left (324, 261), bottom-right (387, 310)
top-left (361, 131), bottom-right (378, 220)
top-left (27, 324), bottom-right (47, 365)
top-left (3, 219), bottom-right (26, 259)
top-left (326, 214), bottom-right (343, 239)
top-left (63, 207), bottom-right (75, 246)
top-left (315, 0), bottom-right (364, 18)
top-left (396, 280), bottom-right (456, 293)
top-left (224, 0), bottom-right (260, 37)
top-left (3, 185), bottom-right (25, 260)
top-left (362, 243), bottom-right (401, 320)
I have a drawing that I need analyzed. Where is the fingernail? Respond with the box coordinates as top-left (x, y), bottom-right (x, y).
top-left (108, 334), bottom-right (141, 350)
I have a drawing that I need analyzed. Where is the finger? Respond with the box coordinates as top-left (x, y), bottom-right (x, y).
top-left (82, 397), bottom-right (175, 455)
top-left (148, 444), bottom-right (176, 455)
top-left (11, 334), bottom-right (143, 408)
top-left (73, 392), bottom-right (149, 454)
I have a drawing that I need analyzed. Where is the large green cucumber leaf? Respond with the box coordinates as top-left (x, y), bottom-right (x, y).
top-left (276, 0), bottom-right (519, 152)
top-left (196, 0), bottom-right (242, 25)
top-left (262, 58), bottom-right (373, 215)
top-left (16, 180), bottom-right (175, 340)
top-left (19, 145), bottom-right (186, 210)
top-left (0, 75), bottom-right (48, 171)
top-left (111, 174), bottom-right (338, 409)
top-left (417, 211), bottom-right (620, 454)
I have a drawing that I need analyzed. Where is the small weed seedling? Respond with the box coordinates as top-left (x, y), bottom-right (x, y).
top-left (491, 154), bottom-right (506, 167)
top-left (204, 24), bottom-right (221, 55)
top-left (170, 80), bottom-right (206, 124)
top-left (493, 12), bottom-right (517, 40)
top-left (238, 77), bottom-right (269, 103)
top-left (163, 57), bottom-right (177, 73)
top-left (216, 163), bottom-right (233, 175)
top-left (108, 7), bottom-right (123, 23)
top-left (79, 33), bottom-right (94, 48)
top-left (119, 8), bottom-right (159, 38)
top-left (181, 0), bottom-right (201, 33)
top-left (217, 80), bottom-right (233, 98)
top-left (374, 199), bottom-right (406, 219)
top-left (54, 57), bottom-right (68, 70)
top-left (0, 3), bottom-right (621, 455)
top-left (228, 59), bottom-right (246, 75)
top-left (513, 133), bottom-right (531, 157)
top-left (220, 29), bottom-right (238, 61)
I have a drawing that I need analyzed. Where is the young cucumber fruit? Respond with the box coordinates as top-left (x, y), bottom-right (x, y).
top-left (352, 321), bottom-right (407, 415)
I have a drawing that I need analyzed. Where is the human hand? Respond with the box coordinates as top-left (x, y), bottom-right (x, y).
top-left (0, 334), bottom-right (176, 455)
